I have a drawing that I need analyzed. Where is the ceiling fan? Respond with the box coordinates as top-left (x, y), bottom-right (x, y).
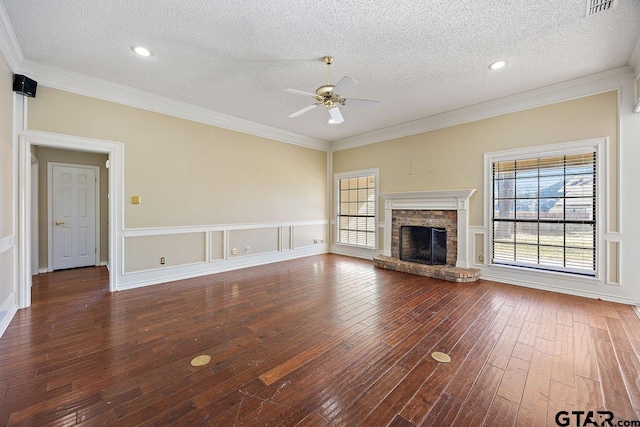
top-left (284, 56), bottom-right (380, 124)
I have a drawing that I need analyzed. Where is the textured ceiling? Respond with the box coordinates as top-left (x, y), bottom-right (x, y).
top-left (3, 0), bottom-right (640, 142)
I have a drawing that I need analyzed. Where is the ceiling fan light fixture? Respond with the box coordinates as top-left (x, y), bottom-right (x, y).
top-left (284, 55), bottom-right (379, 124)
top-left (489, 60), bottom-right (506, 70)
top-left (132, 46), bottom-right (152, 57)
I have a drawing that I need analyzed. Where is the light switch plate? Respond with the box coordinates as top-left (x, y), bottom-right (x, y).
top-left (131, 195), bottom-right (141, 204)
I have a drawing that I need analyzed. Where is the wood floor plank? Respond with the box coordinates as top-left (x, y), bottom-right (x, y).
top-left (551, 323), bottom-right (575, 387)
top-left (575, 375), bottom-right (604, 413)
top-left (295, 410), bottom-right (329, 427)
top-left (573, 320), bottom-right (600, 381)
top-left (487, 325), bottom-right (521, 370)
top-left (592, 335), bottom-right (637, 421)
top-left (515, 350), bottom-right (553, 426)
top-left (484, 396), bottom-right (518, 427)
top-left (546, 380), bottom-right (576, 427)
top-left (258, 336), bottom-right (342, 386)
top-left (0, 255), bottom-right (638, 426)
top-left (419, 328), bottom-right (501, 425)
top-left (451, 364), bottom-right (504, 426)
top-left (496, 355), bottom-right (530, 405)
top-left (398, 314), bottom-right (492, 424)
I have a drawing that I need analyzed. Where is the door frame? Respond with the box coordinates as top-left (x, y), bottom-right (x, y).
top-left (18, 129), bottom-right (124, 308)
top-left (47, 162), bottom-right (101, 272)
top-left (30, 154), bottom-right (39, 276)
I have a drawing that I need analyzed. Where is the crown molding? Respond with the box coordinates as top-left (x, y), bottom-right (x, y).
top-left (0, 5), bottom-right (329, 151)
top-left (0, 0), bottom-right (635, 154)
top-left (0, 3), bottom-right (22, 71)
top-left (16, 59), bottom-right (329, 151)
top-left (630, 35), bottom-right (640, 79)
top-left (0, 3), bottom-right (328, 151)
top-left (330, 66), bottom-right (635, 152)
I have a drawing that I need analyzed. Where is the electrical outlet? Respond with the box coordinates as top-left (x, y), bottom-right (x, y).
top-left (160, 257), bottom-right (166, 265)
top-left (245, 246), bottom-right (251, 253)
top-left (231, 248), bottom-right (238, 255)
top-left (478, 255), bottom-right (484, 263)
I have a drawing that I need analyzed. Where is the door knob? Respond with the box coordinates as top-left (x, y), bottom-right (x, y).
top-left (55, 221), bottom-right (65, 225)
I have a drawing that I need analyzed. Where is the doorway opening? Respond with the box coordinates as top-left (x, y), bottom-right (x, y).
top-left (19, 130), bottom-right (123, 308)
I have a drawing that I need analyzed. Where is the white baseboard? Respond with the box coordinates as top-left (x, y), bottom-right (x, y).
top-left (634, 306), bottom-right (640, 319)
top-left (0, 292), bottom-right (18, 339)
top-left (36, 262), bottom-right (107, 275)
top-left (480, 272), bottom-right (639, 306)
top-left (116, 244), bottom-right (328, 291)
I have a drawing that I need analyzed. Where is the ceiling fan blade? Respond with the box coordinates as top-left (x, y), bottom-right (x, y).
top-left (289, 104), bottom-right (319, 118)
top-left (284, 88), bottom-right (317, 97)
top-left (329, 106), bottom-right (344, 124)
top-left (344, 98), bottom-right (380, 109)
top-left (333, 76), bottom-right (357, 94)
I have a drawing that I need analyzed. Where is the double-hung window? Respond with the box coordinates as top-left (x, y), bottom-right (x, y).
top-left (491, 148), bottom-right (597, 276)
top-left (335, 170), bottom-right (377, 248)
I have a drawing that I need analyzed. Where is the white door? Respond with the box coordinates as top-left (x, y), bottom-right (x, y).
top-left (52, 165), bottom-right (97, 270)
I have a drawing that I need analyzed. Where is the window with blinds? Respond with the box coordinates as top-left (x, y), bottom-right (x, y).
top-left (492, 151), bottom-right (596, 276)
top-left (337, 174), bottom-right (376, 248)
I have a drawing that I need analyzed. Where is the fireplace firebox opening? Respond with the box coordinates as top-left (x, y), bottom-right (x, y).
top-left (399, 226), bottom-right (447, 265)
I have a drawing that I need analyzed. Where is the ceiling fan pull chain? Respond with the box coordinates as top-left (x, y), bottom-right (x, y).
top-left (323, 56), bottom-right (334, 85)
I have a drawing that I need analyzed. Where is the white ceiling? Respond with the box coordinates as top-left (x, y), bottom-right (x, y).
top-left (2, 0), bottom-right (640, 143)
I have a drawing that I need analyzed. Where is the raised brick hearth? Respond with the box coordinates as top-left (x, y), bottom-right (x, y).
top-left (373, 255), bottom-right (480, 282)
top-left (374, 190), bottom-right (480, 283)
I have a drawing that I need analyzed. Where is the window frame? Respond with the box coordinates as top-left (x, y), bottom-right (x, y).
top-left (484, 138), bottom-right (607, 279)
top-left (334, 168), bottom-right (379, 250)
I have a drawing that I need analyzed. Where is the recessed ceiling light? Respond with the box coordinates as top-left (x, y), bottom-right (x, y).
top-left (132, 46), bottom-right (151, 57)
top-left (489, 60), bottom-right (506, 70)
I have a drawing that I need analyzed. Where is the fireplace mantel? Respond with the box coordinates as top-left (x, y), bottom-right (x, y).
top-left (380, 189), bottom-right (476, 268)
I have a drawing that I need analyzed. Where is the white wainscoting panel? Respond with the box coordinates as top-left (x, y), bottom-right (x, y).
top-left (117, 220), bottom-right (328, 290)
top-left (0, 241), bottom-right (17, 338)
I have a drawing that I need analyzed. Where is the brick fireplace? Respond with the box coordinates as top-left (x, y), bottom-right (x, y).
top-left (393, 210), bottom-right (457, 265)
top-left (373, 190), bottom-right (480, 283)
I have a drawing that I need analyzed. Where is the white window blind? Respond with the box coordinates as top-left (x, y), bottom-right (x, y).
top-left (337, 174), bottom-right (376, 248)
top-left (492, 151), bottom-right (596, 276)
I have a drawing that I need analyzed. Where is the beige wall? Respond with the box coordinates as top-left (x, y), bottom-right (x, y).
top-left (26, 86), bottom-right (327, 276)
top-left (0, 53), bottom-right (13, 306)
top-left (333, 91), bottom-right (618, 229)
top-left (27, 87), bottom-right (327, 228)
top-left (34, 147), bottom-right (109, 269)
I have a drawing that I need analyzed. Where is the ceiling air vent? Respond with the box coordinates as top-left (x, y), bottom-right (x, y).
top-left (586, 0), bottom-right (618, 16)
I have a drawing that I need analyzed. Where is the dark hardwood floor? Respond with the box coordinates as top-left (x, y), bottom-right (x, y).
top-left (1, 254), bottom-right (639, 426)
